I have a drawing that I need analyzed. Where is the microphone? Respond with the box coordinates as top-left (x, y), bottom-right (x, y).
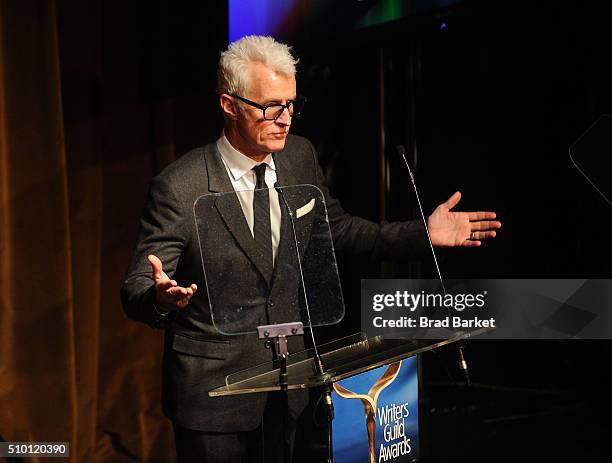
top-left (395, 145), bottom-right (471, 386)
top-left (275, 183), bottom-right (334, 419)
top-left (395, 145), bottom-right (445, 292)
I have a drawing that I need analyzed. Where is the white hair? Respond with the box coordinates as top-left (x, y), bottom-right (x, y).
top-left (218, 35), bottom-right (298, 96)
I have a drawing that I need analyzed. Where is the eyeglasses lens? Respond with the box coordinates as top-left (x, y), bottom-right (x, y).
top-left (264, 99), bottom-right (305, 120)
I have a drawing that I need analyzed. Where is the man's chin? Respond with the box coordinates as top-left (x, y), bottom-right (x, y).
top-left (265, 138), bottom-right (288, 153)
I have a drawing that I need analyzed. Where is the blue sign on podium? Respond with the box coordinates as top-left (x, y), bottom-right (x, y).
top-left (332, 356), bottom-right (419, 463)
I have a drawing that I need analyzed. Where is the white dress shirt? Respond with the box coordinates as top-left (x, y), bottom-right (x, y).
top-left (216, 133), bottom-right (281, 263)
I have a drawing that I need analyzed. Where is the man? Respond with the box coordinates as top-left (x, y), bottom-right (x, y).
top-left (121, 35), bottom-right (500, 462)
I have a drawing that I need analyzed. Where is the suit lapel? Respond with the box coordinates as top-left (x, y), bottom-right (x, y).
top-left (204, 144), bottom-right (273, 285)
top-left (272, 150), bottom-right (316, 263)
top-left (272, 150), bottom-right (300, 264)
top-left (272, 150), bottom-right (296, 188)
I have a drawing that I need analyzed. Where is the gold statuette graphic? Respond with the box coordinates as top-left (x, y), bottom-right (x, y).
top-left (332, 361), bottom-right (402, 463)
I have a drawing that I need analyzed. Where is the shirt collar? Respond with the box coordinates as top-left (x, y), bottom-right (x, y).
top-left (216, 132), bottom-right (276, 181)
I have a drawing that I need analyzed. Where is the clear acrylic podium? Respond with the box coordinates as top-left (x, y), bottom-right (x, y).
top-left (209, 332), bottom-right (471, 397)
top-left (193, 184), bottom-right (474, 462)
top-left (193, 184), bottom-right (344, 336)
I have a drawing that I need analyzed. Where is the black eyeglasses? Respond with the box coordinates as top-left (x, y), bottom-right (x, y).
top-left (230, 94), bottom-right (306, 121)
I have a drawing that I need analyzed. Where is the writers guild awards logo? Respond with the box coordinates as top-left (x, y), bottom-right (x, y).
top-left (333, 361), bottom-right (402, 463)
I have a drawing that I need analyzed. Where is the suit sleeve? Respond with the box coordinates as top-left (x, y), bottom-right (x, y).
top-left (307, 140), bottom-right (429, 261)
top-left (120, 175), bottom-right (187, 329)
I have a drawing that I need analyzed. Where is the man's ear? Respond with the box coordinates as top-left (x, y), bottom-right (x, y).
top-left (220, 94), bottom-right (239, 120)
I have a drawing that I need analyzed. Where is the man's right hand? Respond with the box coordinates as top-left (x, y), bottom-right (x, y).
top-left (148, 254), bottom-right (197, 313)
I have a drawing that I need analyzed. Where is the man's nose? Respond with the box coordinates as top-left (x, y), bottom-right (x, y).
top-left (275, 107), bottom-right (291, 125)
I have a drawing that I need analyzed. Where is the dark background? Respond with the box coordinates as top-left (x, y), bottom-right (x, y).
top-left (2, 0), bottom-right (610, 461)
top-left (290, 2), bottom-right (612, 460)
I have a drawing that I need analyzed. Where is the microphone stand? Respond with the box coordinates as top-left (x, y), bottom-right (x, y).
top-left (276, 185), bottom-right (335, 463)
top-left (395, 145), bottom-right (471, 386)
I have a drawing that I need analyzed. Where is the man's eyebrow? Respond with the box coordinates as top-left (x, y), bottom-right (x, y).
top-left (263, 96), bottom-right (298, 105)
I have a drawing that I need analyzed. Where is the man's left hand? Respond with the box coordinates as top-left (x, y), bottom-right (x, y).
top-left (427, 191), bottom-right (501, 247)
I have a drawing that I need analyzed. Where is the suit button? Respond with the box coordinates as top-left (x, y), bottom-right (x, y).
top-left (264, 340), bottom-right (273, 349)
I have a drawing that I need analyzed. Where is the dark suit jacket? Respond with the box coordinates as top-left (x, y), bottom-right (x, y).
top-left (120, 135), bottom-right (428, 432)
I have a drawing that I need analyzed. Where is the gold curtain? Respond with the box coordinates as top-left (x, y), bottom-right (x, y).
top-left (0, 1), bottom-right (176, 461)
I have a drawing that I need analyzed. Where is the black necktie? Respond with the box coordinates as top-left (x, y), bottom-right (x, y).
top-left (252, 164), bottom-right (273, 273)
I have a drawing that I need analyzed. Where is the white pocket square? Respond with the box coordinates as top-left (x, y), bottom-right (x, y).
top-left (295, 198), bottom-right (315, 218)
